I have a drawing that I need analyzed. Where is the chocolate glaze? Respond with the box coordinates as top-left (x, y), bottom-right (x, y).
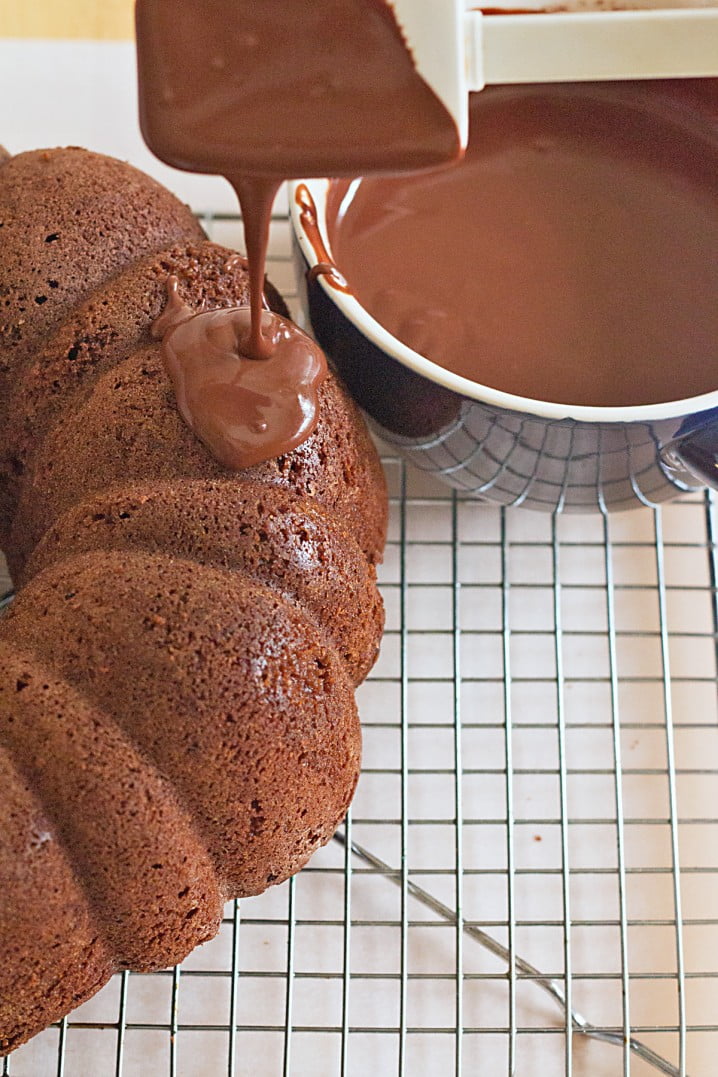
top-left (150, 275), bottom-right (195, 340)
top-left (135, 0), bottom-right (459, 179)
top-left (297, 183), bottom-right (351, 294)
top-left (136, 0), bottom-right (459, 460)
top-left (154, 277), bottom-right (327, 470)
top-left (326, 84), bottom-right (718, 409)
top-left (308, 263), bottom-right (350, 290)
top-left (227, 176), bottom-right (282, 360)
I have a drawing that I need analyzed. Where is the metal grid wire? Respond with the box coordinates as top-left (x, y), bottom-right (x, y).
top-left (2, 210), bottom-right (718, 1076)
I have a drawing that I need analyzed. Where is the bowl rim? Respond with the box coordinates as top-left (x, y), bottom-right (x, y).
top-left (288, 176), bottom-right (718, 427)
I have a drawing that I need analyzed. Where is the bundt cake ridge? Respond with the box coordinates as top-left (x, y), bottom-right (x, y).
top-left (0, 147), bottom-right (387, 1052)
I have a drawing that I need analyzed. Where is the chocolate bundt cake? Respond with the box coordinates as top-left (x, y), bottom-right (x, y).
top-left (0, 147), bottom-right (387, 1052)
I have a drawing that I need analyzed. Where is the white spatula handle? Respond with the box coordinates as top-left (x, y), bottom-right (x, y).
top-left (467, 7), bottom-right (718, 89)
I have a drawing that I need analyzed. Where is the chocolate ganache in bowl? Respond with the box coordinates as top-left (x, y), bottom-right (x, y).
top-left (291, 80), bottom-right (718, 512)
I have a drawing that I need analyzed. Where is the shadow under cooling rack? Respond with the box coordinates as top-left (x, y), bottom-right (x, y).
top-left (3, 209), bottom-right (718, 1077)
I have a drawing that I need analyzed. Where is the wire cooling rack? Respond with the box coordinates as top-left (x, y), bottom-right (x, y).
top-left (2, 211), bottom-right (718, 1076)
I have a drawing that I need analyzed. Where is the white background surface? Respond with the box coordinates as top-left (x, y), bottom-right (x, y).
top-left (0, 39), bottom-right (285, 214)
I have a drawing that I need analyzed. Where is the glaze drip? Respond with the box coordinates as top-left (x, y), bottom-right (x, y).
top-left (297, 184), bottom-right (351, 294)
top-left (229, 176), bottom-right (282, 360)
top-left (156, 290), bottom-right (328, 470)
top-left (150, 276), bottom-right (195, 340)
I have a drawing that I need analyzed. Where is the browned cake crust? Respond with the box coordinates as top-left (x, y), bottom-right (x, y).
top-left (0, 148), bottom-right (205, 533)
top-left (24, 480), bottom-right (384, 686)
top-left (0, 148), bottom-right (206, 420)
top-left (0, 148), bottom-right (387, 1053)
